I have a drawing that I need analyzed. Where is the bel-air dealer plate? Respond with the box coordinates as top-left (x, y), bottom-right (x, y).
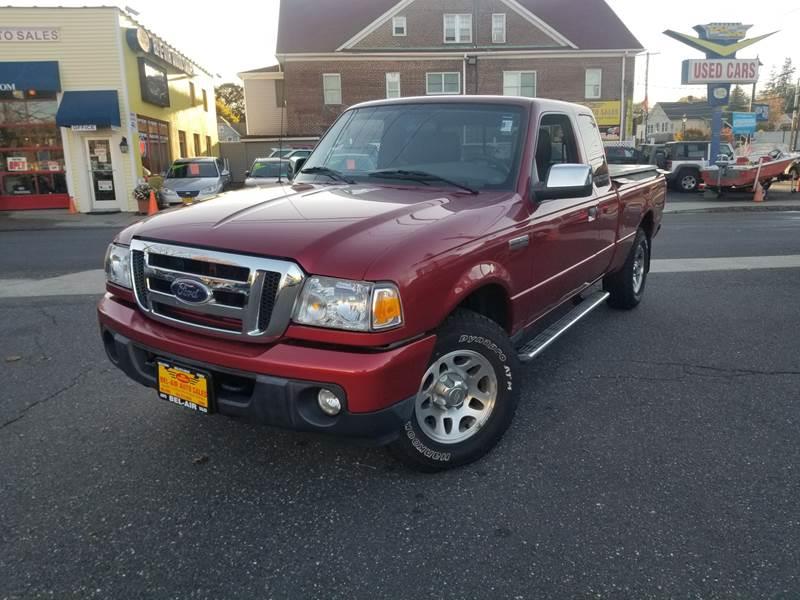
top-left (157, 361), bottom-right (211, 414)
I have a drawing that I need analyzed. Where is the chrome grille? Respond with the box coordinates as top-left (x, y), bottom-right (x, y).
top-left (129, 239), bottom-right (304, 342)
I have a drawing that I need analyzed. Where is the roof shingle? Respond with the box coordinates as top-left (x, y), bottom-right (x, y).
top-left (276, 0), bottom-right (642, 54)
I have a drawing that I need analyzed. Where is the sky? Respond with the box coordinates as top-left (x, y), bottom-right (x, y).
top-left (9, 0), bottom-right (800, 103)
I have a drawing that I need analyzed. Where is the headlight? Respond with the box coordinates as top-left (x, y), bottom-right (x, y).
top-left (104, 243), bottom-right (132, 288)
top-left (293, 276), bottom-right (403, 332)
top-left (161, 188), bottom-right (177, 196)
top-left (200, 184), bottom-right (220, 195)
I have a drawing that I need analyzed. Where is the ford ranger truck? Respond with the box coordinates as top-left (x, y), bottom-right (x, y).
top-left (99, 97), bottom-right (665, 472)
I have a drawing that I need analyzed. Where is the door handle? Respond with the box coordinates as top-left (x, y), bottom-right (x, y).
top-left (587, 206), bottom-right (598, 222)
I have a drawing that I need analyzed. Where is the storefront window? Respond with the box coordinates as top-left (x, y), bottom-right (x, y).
top-left (0, 91), bottom-right (67, 203)
top-left (138, 115), bottom-right (171, 175)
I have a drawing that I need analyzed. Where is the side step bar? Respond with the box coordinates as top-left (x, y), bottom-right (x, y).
top-left (516, 290), bottom-right (610, 362)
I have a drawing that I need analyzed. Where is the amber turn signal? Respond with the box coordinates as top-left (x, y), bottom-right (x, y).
top-left (371, 286), bottom-right (403, 330)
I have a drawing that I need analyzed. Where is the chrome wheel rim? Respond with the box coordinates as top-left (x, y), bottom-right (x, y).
top-left (681, 175), bottom-right (696, 190)
top-left (632, 241), bottom-right (646, 294)
top-left (415, 350), bottom-right (498, 445)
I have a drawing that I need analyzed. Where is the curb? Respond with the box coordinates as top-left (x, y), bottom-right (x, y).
top-left (666, 205), bottom-right (800, 215)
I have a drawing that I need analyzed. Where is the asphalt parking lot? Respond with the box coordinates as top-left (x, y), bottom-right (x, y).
top-left (2, 208), bottom-right (800, 599)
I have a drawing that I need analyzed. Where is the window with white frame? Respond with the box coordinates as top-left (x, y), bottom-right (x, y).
top-left (322, 73), bottom-right (341, 105)
top-left (444, 14), bottom-right (472, 43)
top-left (426, 72), bottom-right (461, 95)
top-left (392, 15), bottom-right (407, 36)
top-left (385, 72), bottom-right (401, 98)
top-left (503, 71), bottom-right (536, 97)
top-left (492, 13), bottom-right (506, 43)
top-left (585, 68), bottom-right (602, 99)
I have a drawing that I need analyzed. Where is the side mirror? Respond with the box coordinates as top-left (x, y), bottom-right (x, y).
top-left (244, 171), bottom-right (250, 178)
top-left (287, 156), bottom-right (308, 181)
top-left (532, 164), bottom-right (593, 202)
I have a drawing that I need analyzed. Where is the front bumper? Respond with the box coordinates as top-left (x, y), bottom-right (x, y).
top-left (98, 294), bottom-right (435, 442)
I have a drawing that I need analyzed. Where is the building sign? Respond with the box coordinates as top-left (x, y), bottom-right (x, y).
top-left (751, 103), bottom-right (769, 122)
top-left (584, 101), bottom-right (621, 126)
top-left (681, 59), bottom-right (759, 84)
top-left (7, 157), bottom-right (28, 171)
top-left (71, 124), bottom-right (97, 131)
top-left (137, 59), bottom-right (170, 107)
top-left (732, 112), bottom-right (757, 134)
top-left (693, 23), bottom-right (751, 41)
top-left (0, 27), bottom-right (60, 42)
top-left (126, 28), bottom-right (195, 76)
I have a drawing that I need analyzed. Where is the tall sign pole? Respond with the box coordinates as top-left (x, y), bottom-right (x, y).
top-left (664, 23), bottom-right (775, 161)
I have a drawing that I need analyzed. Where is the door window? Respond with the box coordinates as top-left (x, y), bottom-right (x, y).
top-left (88, 139), bottom-right (115, 202)
top-left (534, 114), bottom-right (579, 183)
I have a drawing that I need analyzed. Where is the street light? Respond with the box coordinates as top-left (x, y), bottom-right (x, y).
top-left (682, 114), bottom-right (687, 138)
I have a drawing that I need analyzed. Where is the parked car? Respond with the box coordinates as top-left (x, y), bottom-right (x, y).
top-left (664, 141), bottom-right (734, 192)
top-left (159, 157), bottom-right (231, 204)
top-left (99, 96), bottom-right (665, 471)
top-left (244, 157), bottom-right (290, 187)
top-left (268, 148), bottom-right (313, 159)
top-left (605, 145), bottom-right (640, 165)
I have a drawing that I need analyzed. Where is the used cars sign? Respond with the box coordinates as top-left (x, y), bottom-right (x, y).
top-left (681, 59), bottom-right (759, 84)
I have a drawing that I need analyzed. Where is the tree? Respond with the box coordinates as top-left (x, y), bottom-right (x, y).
top-left (678, 95), bottom-right (706, 102)
top-left (215, 83), bottom-right (246, 122)
top-left (215, 98), bottom-right (239, 124)
top-left (759, 57), bottom-right (796, 114)
top-left (727, 85), bottom-right (750, 112)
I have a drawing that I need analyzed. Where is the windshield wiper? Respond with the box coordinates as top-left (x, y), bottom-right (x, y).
top-left (366, 169), bottom-right (478, 195)
top-left (300, 166), bottom-right (355, 184)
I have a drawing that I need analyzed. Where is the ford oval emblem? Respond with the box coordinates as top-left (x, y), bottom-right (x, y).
top-left (171, 278), bottom-right (211, 304)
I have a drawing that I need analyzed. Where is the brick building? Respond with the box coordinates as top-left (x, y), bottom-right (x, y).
top-left (245, 0), bottom-right (642, 141)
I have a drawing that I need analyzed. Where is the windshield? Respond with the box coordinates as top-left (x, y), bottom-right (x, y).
top-left (250, 161), bottom-right (288, 178)
top-left (166, 162), bottom-right (219, 178)
top-left (295, 103), bottom-right (527, 191)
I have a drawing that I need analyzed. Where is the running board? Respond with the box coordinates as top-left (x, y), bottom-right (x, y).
top-left (516, 290), bottom-right (610, 362)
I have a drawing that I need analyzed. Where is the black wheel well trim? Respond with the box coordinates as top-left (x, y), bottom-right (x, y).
top-left (451, 282), bottom-right (512, 333)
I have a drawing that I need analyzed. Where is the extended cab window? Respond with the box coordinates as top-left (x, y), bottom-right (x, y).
top-left (298, 103), bottom-right (526, 191)
top-left (577, 113), bottom-right (610, 186)
top-left (535, 113), bottom-right (579, 182)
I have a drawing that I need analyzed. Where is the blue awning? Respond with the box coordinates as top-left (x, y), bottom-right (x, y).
top-left (0, 61), bottom-right (61, 92)
top-left (56, 90), bottom-right (121, 128)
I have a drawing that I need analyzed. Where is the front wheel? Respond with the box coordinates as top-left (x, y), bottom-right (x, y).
top-left (389, 310), bottom-right (519, 472)
top-left (603, 228), bottom-right (650, 310)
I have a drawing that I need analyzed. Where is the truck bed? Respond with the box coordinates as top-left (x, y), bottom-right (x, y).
top-left (608, 164), bottom-right (665, 182)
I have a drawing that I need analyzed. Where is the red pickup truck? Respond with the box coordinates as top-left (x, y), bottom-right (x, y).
top-left (99, 96), bottom-right (665, 471)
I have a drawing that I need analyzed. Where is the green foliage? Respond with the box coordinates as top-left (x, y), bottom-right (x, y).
top-left (215, 83), bottom-right (246, 122)
top-left (726, 85), bottom-right (750, 112)
top-left (215, 98), bottom-right (239, 124)
top-left (759, 57), bottom-right (796, 114)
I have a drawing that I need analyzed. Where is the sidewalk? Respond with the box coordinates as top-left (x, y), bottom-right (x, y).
top-left (665, 181), bottom-right (800, 214)
top-left (0, 209), bottom-right (143, 231)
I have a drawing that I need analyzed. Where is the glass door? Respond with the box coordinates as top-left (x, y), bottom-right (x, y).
top-left (85, 138), bottom-right (116, 208)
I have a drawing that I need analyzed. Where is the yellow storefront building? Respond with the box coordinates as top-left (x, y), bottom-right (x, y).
top-left (0, 6), bottom-right (218, 212)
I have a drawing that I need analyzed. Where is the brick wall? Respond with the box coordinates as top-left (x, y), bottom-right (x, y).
top-left (284, 55), bottom-right (635, 136)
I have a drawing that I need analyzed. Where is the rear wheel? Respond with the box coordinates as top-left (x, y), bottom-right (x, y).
top-left (603, 228), bottom-right (650, 310)
top-left (389, 310), bottom-right (518, 472)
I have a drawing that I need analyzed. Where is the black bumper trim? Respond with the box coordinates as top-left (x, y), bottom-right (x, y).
top-left (100, 327), bottom-right (413, 445)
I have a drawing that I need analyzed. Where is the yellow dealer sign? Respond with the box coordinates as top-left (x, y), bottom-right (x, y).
top-left (584, 101), bottom-right (622, 126)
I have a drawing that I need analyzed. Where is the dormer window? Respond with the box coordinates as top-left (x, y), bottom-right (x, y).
top-left (392, 16), bottom-right (407, 36)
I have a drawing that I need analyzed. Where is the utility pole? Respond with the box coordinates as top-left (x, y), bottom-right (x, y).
top-left (640, 51), bottom-right (659, 143)
top-left (791, 78), bottom-right (800, 151)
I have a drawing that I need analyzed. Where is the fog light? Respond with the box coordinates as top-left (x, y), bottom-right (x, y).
top-left (317, 388), bottom-right (342, 416)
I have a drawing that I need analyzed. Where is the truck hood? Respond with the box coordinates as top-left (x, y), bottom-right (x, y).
top-left (119, 183), bottom-right (518, 281)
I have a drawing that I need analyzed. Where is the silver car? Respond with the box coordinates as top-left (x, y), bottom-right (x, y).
top-left (244, 157), bottom-right (290, 188)
top-left (160, 157), bottom-right (231, 204)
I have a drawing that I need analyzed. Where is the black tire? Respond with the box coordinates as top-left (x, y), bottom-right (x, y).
top-left (389, 309), bottom-right (519, 472)
top-left (603, 228), bottom-right (650, 310)
top-left (677, 169), bottom-right (700, 193)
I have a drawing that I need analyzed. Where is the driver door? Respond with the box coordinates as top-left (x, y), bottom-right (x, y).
top-left (523, 112), bottom-right (604, 323)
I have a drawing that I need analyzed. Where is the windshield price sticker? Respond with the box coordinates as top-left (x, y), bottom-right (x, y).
top-left (189, 163), bottom-right (200, 176)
